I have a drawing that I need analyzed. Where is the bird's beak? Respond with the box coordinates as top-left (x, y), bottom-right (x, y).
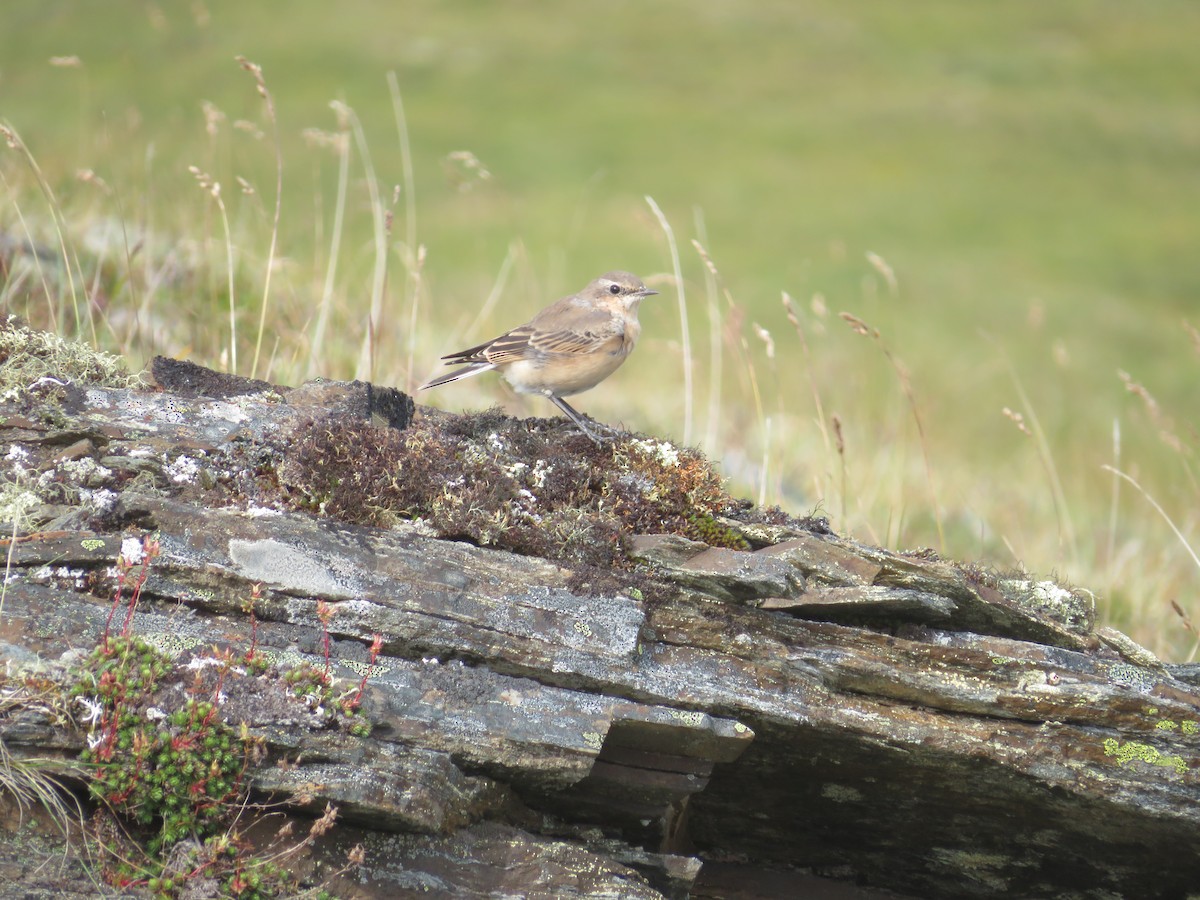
top-left (640, 288), bottom-right (659, 297)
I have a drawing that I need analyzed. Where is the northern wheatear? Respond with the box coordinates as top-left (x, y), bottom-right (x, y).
top-left (421, 270), bottom-right (658, 442)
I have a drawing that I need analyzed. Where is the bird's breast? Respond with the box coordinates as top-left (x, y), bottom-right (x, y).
top-left (622, 317), bottom-right (642, 354)
top-left (503, 333), bottom-right (631, 397)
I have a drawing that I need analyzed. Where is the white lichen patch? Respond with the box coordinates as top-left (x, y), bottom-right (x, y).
top-left (1030, 580), bottom-right (1071, 607)
top-left (1, 320), bottom-right (133, 397)
top-left (164, 453), bottom-right (201, 484)
top-left (185, 655), bottom-right (246, 677)
top-left (200, 400), bottom-right (250, 424)
top-left (530, 459), bottom-right (552, 488)
top-left (328, 598), bottom-right (381, 618)
top-left (1, 445), bottom-right (41, 523)
top-left (84, 388), bottom-right (114, 409)
top-left (58, 456), bottom-right (113, 483)
top-left (75, 695), bottom-right (104, 726)
top-left (627, 437), bottom-right (680, 467)
top-left (30, 565), bottom-right (89, 589)
top-left (120, 536), bottom-right (147, 565)
top-left (253, 647), bottom-right (310, 670)
top-left (0, 485), bottom-right (40, 524)
top-left (79, 487), bottom-right (118, 513)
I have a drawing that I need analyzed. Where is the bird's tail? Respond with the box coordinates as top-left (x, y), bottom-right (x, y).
top-left (420, 361), bottom-right (496, 391)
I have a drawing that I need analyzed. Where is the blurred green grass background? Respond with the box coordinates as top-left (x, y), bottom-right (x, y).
top-left (2, 1), bottom-right (1198, 656)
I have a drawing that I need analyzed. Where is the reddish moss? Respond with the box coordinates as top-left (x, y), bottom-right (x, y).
top-left (276, 409), bottom-right (753, 568)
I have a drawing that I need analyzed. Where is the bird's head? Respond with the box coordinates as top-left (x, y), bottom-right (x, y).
top-left (590, 271), bottom-right (658, 309)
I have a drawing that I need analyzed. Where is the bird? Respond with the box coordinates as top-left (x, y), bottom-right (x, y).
top-left (421, 270), bottom-right (658, 443)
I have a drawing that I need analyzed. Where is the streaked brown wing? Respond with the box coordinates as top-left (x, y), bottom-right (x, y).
top-left (479, 326), bottom-right (537, 365)
top-left (441, 294), bottom-right (619, 364)
top-left (440, 325), bottom-right (532, 365)
top-left (528, 328), bottom-right (613, 356)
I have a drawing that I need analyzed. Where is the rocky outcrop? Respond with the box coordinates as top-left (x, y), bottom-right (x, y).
top-left (2, 318), bottom-right (1199, 898)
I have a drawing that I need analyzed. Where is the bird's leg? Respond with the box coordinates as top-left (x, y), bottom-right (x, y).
top-left (546, 395), bottom-right (614, 444)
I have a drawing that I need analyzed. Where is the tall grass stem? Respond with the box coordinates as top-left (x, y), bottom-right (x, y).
top-left (645, 196), bottom-right (692, 445)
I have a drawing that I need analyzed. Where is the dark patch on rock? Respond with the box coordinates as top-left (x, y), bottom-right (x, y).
top-left (150, 355), bottom-right (276, 398)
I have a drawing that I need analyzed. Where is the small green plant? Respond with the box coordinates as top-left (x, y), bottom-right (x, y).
top-left (65, 552), bottom-right (379, 896)
top-left (280, 604), bottom-right (379, 739)
top-left (73, 635), bottom-right (257, 858)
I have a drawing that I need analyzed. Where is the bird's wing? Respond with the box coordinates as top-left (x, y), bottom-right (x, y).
top-left (439, 296), bottom-right (620, 365)
top-left (438, 324), bottom-right (536, 365)
top-left (527, 327), bottom-right (618, 356)
top-left (474, 326), bottom-right (537, 365)
top-left (523, 297), bottom-right (622, 356)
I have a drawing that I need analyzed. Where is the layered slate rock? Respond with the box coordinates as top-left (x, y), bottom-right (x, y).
top-left (1, 327), bottom-right (1199, 899)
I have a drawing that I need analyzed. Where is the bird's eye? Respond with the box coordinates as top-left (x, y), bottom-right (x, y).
top-left (609, 283), bottom-right (621, 295)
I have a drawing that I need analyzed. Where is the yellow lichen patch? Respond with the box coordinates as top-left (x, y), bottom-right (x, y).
top-left (1103, 738), bottom-right (1188, 775)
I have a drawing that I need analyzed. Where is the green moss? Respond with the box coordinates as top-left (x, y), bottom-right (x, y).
top-left (686, 512), bottom-right (751, 550)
